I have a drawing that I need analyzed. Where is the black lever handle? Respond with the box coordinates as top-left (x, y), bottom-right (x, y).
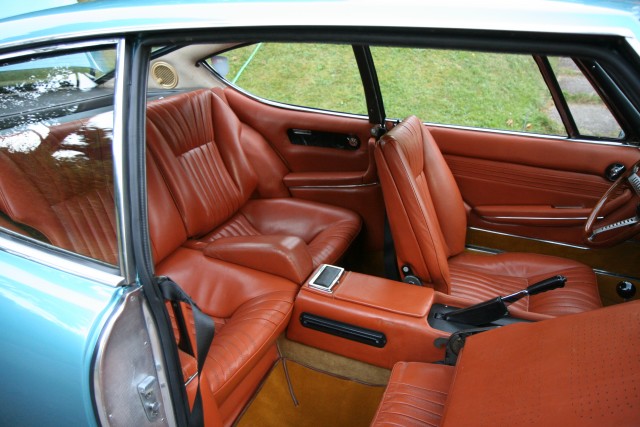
top-left (502, 275), bottom-right (566, 304)
top-left (445, 275), bottom-right (567, 326)
top-left (527, 275), bottom-right (566, 295)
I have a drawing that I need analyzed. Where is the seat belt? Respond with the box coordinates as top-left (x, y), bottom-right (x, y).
top-left (158, 277), bottom-right (215, 427)
top-left (383, 215), bottom-right (401, 281)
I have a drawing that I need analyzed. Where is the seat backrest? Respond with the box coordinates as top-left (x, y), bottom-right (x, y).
top-left (0, 116), bottom-right (118, 264)
top-left (375, 116), bottom-right (467, 292)
top-left (146, 89), bottom-right (258, 238)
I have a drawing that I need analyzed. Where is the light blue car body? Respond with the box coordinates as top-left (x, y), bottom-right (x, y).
top-left (0, 248), bottom-right (125, 426)
top-left (0, 0), bottom-right (639, 425)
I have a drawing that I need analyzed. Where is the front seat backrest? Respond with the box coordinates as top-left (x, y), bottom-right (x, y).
top-left (375, 115), bottom-right (467, 293)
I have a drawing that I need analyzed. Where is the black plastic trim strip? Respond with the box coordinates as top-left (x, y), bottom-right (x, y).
top-left (300, 312), bottom-right (387, 348)
top-left (352, 45), bottom-right (386, 126)
top-left (576, 58), bottom-right (640, 141)
top-left (534, 55), bottom-right (579, 138)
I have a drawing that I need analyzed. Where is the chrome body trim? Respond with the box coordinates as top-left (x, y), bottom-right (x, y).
top-left (141, 299), bottom-right (178, 427)
top-left (0, 39), bottom-right (119, 62)
top-left (593, 268), bottom-right (640, 280)
top-left (289, 182), bottom-right (379, 189)
top-left (113, 38), bottom-right (136, 285)
top-left (488, 216), bottom-right (591, 221)
top-left (93, 288), bottom-right (177, 426)
top-left (0, 232), bottom-right (123, 287)
top-left (92, 290), bottom-right (128, 427)
top-left (468, 226), bottom-right (591, 250)
top-left (423, 122), bottom-right (633, 147)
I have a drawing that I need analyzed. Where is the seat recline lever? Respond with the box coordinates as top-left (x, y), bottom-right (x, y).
top-left (444, 275), bottom-right (567, 326)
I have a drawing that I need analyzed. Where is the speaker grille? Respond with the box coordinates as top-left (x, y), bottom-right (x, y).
top-left (151, 62), bottom-right (178, 89)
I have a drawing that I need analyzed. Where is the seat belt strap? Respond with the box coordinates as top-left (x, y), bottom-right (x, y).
top-left (158, 277), bottom-right (215, 427)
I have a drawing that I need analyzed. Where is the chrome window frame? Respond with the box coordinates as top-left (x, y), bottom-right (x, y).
top-left (0, 38), bottom-right (134, 286)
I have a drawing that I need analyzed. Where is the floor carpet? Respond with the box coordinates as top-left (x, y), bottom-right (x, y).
top-left (236, 359), bottom-right (386, 427)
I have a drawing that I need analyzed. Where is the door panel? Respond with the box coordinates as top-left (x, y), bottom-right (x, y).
top-left (224, 88), bottom-right (385, 250)
top-left (429, 126), bottom-right (640, 247)
top-left (225, 89), bottom-right (373, 174)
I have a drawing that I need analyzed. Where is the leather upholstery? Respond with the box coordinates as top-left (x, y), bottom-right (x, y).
top-left (449, 252), bottom-right (601, 316)
top-left (441, 300), bottom-right (640, 426)
top-left (0, 116), bottom-right (117, 264)
top-left (155, 248), bottom-right (297, 404)
top-left (371, 362), bottom-right (454, 427)
top-left (203, 235), bottom-right (313, 284)
top-left (147, 89), bottom-right (361, 268)
top-left (153, 151), bottom-right (303, 425)
top-left (429, 125), bottom-right (640, 246)
top-left (372, 300), bottom-right (640, 427)
top-left (147, 89), bottom-right (257, 237)
top-left (375, 116), bottom-right (601, 316)
top-left (287, 273), bottom-right (449, 368)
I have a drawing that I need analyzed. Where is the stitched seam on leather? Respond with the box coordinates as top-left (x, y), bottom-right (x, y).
top-left (383, 139), bottom-right (440, 283)
top-left (387, 123), bottom-right (450, 285)
top-left (447, 155), bottom-right (612, 198)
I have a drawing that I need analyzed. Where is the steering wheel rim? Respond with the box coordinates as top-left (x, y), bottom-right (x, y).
top-left (583, 160), bottom-right (640, 247)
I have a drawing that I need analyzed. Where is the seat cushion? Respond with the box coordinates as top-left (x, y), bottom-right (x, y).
top-left (441, 300), bottom-right (640, 427)
top-left (148, 90), bottom-right (362, 270)
top-left (449, 252), bottom-right (602, 316)
top-left (373, 301), bottom-right (639, 427)
top-left (194, 198), bottom-right (362, 268)
top-left (155, 247), bottom-right (297, 404)
top-left (371, 362), bottom-right (455, 427)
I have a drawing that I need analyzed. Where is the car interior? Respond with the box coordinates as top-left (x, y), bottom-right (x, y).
top-left (0, 36), bottom-right (639, 426)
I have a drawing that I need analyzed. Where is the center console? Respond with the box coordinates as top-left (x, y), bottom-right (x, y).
top-left (287, 264), bottom-right (538, 369)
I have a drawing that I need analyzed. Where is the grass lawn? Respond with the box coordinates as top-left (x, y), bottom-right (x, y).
top-left (224, 43), bottom-right (564, 135)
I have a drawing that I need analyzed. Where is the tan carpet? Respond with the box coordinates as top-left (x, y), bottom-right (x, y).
top-left (236, 359), bottom-right (385, 427)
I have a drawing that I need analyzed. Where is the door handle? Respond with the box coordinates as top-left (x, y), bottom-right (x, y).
top-left (605, 163), bottom-right (626, 182)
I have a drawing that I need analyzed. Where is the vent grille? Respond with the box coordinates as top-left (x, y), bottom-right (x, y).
top-left (151, 62), bottom-right (178, 89)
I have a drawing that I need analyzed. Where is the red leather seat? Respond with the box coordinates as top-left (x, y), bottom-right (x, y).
top-left (146, 89), bottom-right (361, 272)
top-left (147, 153), bottom-right (298, 423)
top-left (375, 116), bottom-right (601, 316)
top-left (371, 300), bottom-right (640, 427)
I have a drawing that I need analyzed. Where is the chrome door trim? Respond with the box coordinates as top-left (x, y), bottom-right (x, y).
top-left (112, 38), bottom-right (136, 284)
top-left (468, 226), bottom-right (590, 250)
top-left (0, 232), bottom-right (123, 287)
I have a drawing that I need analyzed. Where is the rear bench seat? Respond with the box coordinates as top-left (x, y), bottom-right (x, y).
top-left (146, 89), bottom-right (362, 279)
top-left (371, 300), bottom-right (640, 427)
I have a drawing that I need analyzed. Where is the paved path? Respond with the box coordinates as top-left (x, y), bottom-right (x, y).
top-left (547, 58), bottom-right (621, 138)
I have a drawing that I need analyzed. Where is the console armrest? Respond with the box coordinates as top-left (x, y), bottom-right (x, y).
top-left (334, 272), bottom-right (434, 317)
top-left (203, 235), bottom-right (313, 284)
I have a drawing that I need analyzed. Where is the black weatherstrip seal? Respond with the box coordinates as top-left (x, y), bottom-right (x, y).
top-left (353, 45), bottom-right (386, 127)
top-left (127, 35), bottom-right (191, 427)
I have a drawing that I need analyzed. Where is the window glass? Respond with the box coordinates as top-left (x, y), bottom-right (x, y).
top-left (218, 43), bottom-right (367, 115)
top-left (549, 57), bottom-right (623, 139)
top-left (0, 46), bottom-right (119, 265)
top-left (371, 47), bottom-right (565, 135)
